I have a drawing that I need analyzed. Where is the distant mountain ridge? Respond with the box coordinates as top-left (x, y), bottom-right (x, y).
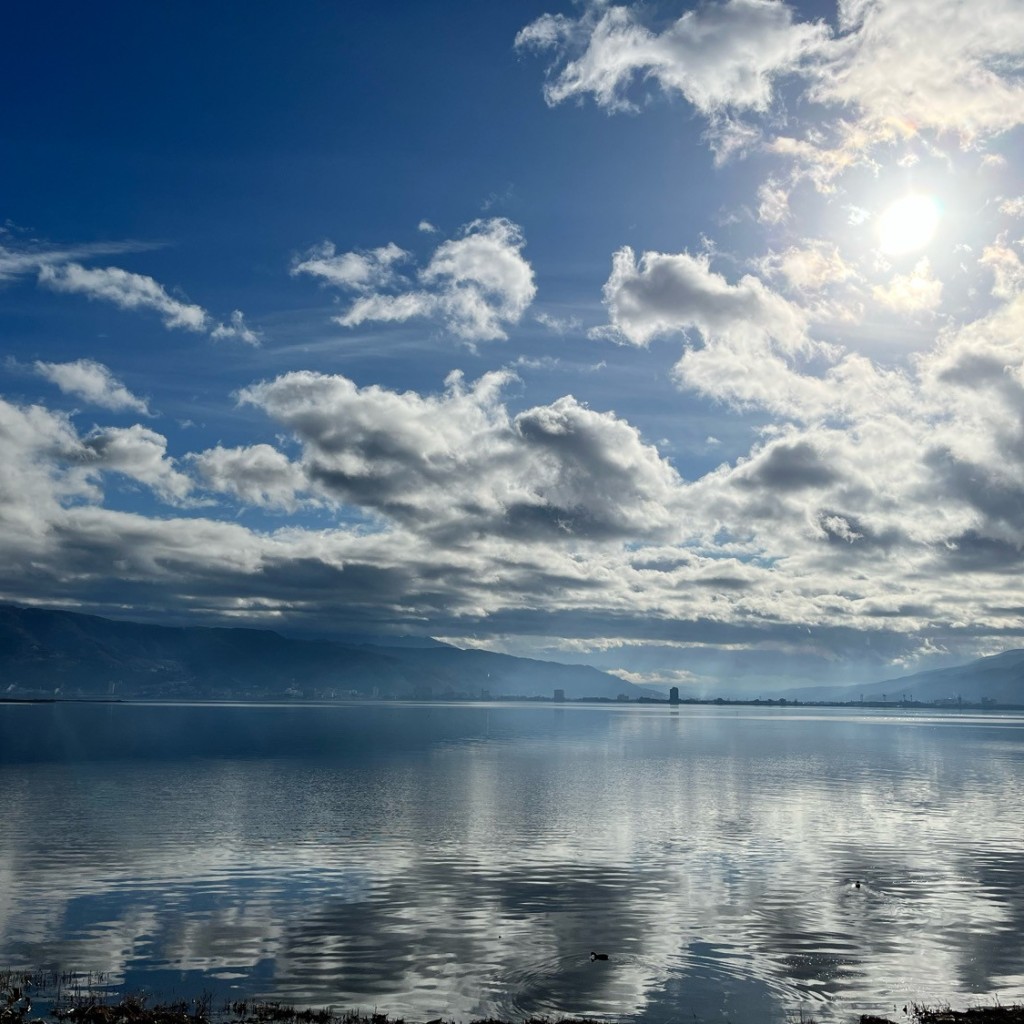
top-left (0, 603), bottom-right (645, 701)
top-left (784, 648), bottom-right (1024, 705)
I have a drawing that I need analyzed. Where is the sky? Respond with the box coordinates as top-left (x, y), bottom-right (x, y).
top-left (2, 0), bottom-right (1024, 694)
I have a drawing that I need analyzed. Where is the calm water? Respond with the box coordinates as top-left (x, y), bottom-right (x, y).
top-left (2, 701), bottom-right (1023, 1024)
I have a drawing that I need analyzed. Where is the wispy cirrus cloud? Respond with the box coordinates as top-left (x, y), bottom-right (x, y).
top-left (3, 237), bottom-right (257, 343)
top-left (0, 238), bottom-right (160, 282)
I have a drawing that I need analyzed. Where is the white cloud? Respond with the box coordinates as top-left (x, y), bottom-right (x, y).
top-left (999, 196), bottom-right (1024, 218)
top-left (516, 0), bottom-right (828, 115)
top-left (329, 218), bottom-right (536, 342)
top-left (34, 359), bottom-right (150, 414)
top-left (872, 258), bottom-right (943, 313)
top-left (0, 399), bottom-right (190, 543)
top-left (291, 241), bottom-right (408, 291)
top-left (594, 247), bottom-right (840, 417)
top-left (703, 116), bottom-right (762, 165)
top-left (809, 0), bottom-right (1024, 147)
top-left (756, 242), bottom-right (862, 324)
top-left (980, 241), bottom-right (1024, 299)
top-left (0, 399), bottom-right (96, 544)
top-left (38, 262), bottom-right (208, 331)
top-left (0, 246), bottom-right (54, 282)
top-left (596, 246), bottom-right (808, 350)
top-left (518, 0), bottom-right (1024, 192)
top-left (79, 425), bottom-right (193, 503)
top-left (534, 310), bottom-right (583, 334)
top-left (239, 369), bottom-right (684, 541)
top-left (760, 241), bottom-right (855, 293)
top-left (756, 178), bottom-right (790, 224)
top-left (210, 309), bottom-right (262, 346)
top-left (192, 444), bottom-right (307, 511)
top-left (0, 239), bottom-right (158, 283)
top-left (418, 220), bottom-right (438, 233)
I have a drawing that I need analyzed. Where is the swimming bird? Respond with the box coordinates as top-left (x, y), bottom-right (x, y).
top-left (590, 952), bottom-right (609, 961)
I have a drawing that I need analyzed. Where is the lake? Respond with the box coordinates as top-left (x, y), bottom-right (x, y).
top-left (1, 701), bottom-right (1023, 1023)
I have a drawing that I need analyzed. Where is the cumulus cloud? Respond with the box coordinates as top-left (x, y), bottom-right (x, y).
top-left (291, 241), bottom-right (408, 291)
top-left (0, 399), bottom-right (96, 542)
top-left (0, 399), bottom-right (191, 547)
top-left (192, 444), bottom-right (307, 511)
top-left (597, 247), bottom-right (808, 349)
top-left (292, 222), bottom-right (536, 343)
top-left (759, 240), bottom-right (856, 293)
top-left (34, 359), bottom-right (150, 414)
top-left (516, 0), bottom-right (828, 115)
top-left (238, 369), bottom-right (684, 541)
top-left (5, 306), bottom-right (1024, 679)
top-left (38, 262), bottom-right (209, 331)
top-left (593, 247), bottom-right (843, 416)
top-left (210, 310), bottom-right (262, 346)
top-left (980, 242), bottom-right (1024, 299)
top-left (304, 219), bottom-right (536, 342)
top-left (79, 425), bottom-right (193, 503)
top-left (519, 0), bottom-right (1024, 188)
top-left (999, 196), bottom-right (1024, 218)
top-left (809, 0), bottom-right (1024, 146)
top-left (872, 258), bottom-right (943, 313)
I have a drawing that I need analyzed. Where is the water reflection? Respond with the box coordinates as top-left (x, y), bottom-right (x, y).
top-left (1, 702), bottom-right (1023, 1022)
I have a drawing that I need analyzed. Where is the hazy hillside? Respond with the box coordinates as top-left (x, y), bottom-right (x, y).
top-left (0, 603), bottom-right (642, 701)
top-left (784, 649), bottom-right (1024, 704)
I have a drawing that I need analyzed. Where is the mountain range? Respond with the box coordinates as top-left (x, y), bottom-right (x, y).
top-left (784, 649), bottom-right (1024, 705)
top-left (0, 603), bottom-right (648, 701)
top-left (3, 603), bottom-right (1023, 706)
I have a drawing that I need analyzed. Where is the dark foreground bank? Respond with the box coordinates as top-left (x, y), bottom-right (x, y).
top-left (3, 973), bottom-right (1023, 1024)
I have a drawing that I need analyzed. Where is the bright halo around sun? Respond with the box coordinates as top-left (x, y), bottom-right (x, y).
top-left (877, 194), bottom-right (941, 256)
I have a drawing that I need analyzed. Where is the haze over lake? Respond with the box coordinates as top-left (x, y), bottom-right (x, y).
top-left (2, 701), bottom-right (1023, 1023)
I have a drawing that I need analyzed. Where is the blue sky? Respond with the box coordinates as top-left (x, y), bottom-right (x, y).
top-left (3, 0), bottom-right (1024, 693)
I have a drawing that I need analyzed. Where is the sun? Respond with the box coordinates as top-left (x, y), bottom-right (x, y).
top-left (877, 194), bottom-right (940, 256)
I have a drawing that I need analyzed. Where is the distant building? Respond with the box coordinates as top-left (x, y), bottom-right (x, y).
top-left (669, 686), bottom-right (680, 705)
top-left (553, 688), bottom-right (565, 703)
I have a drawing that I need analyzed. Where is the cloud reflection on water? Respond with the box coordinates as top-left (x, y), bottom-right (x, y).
top-left (1, 703), bottom-right (1023, 1022)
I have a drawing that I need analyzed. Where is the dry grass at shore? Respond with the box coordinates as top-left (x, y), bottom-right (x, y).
top-left (3, 970), bottom-right (1022, 1024)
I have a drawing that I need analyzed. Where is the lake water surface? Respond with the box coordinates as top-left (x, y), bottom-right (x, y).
top-left (2, 701), bottom-right (1023, 1023)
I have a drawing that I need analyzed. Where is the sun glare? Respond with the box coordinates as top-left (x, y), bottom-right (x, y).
top-left (877, 194), bottom-right (940, 256)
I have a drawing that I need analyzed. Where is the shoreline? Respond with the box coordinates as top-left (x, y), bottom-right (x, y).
top-left (3, 975), bottom-right (1023, 1024)
top-left (2, 696), bottom-right (1021, 711)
